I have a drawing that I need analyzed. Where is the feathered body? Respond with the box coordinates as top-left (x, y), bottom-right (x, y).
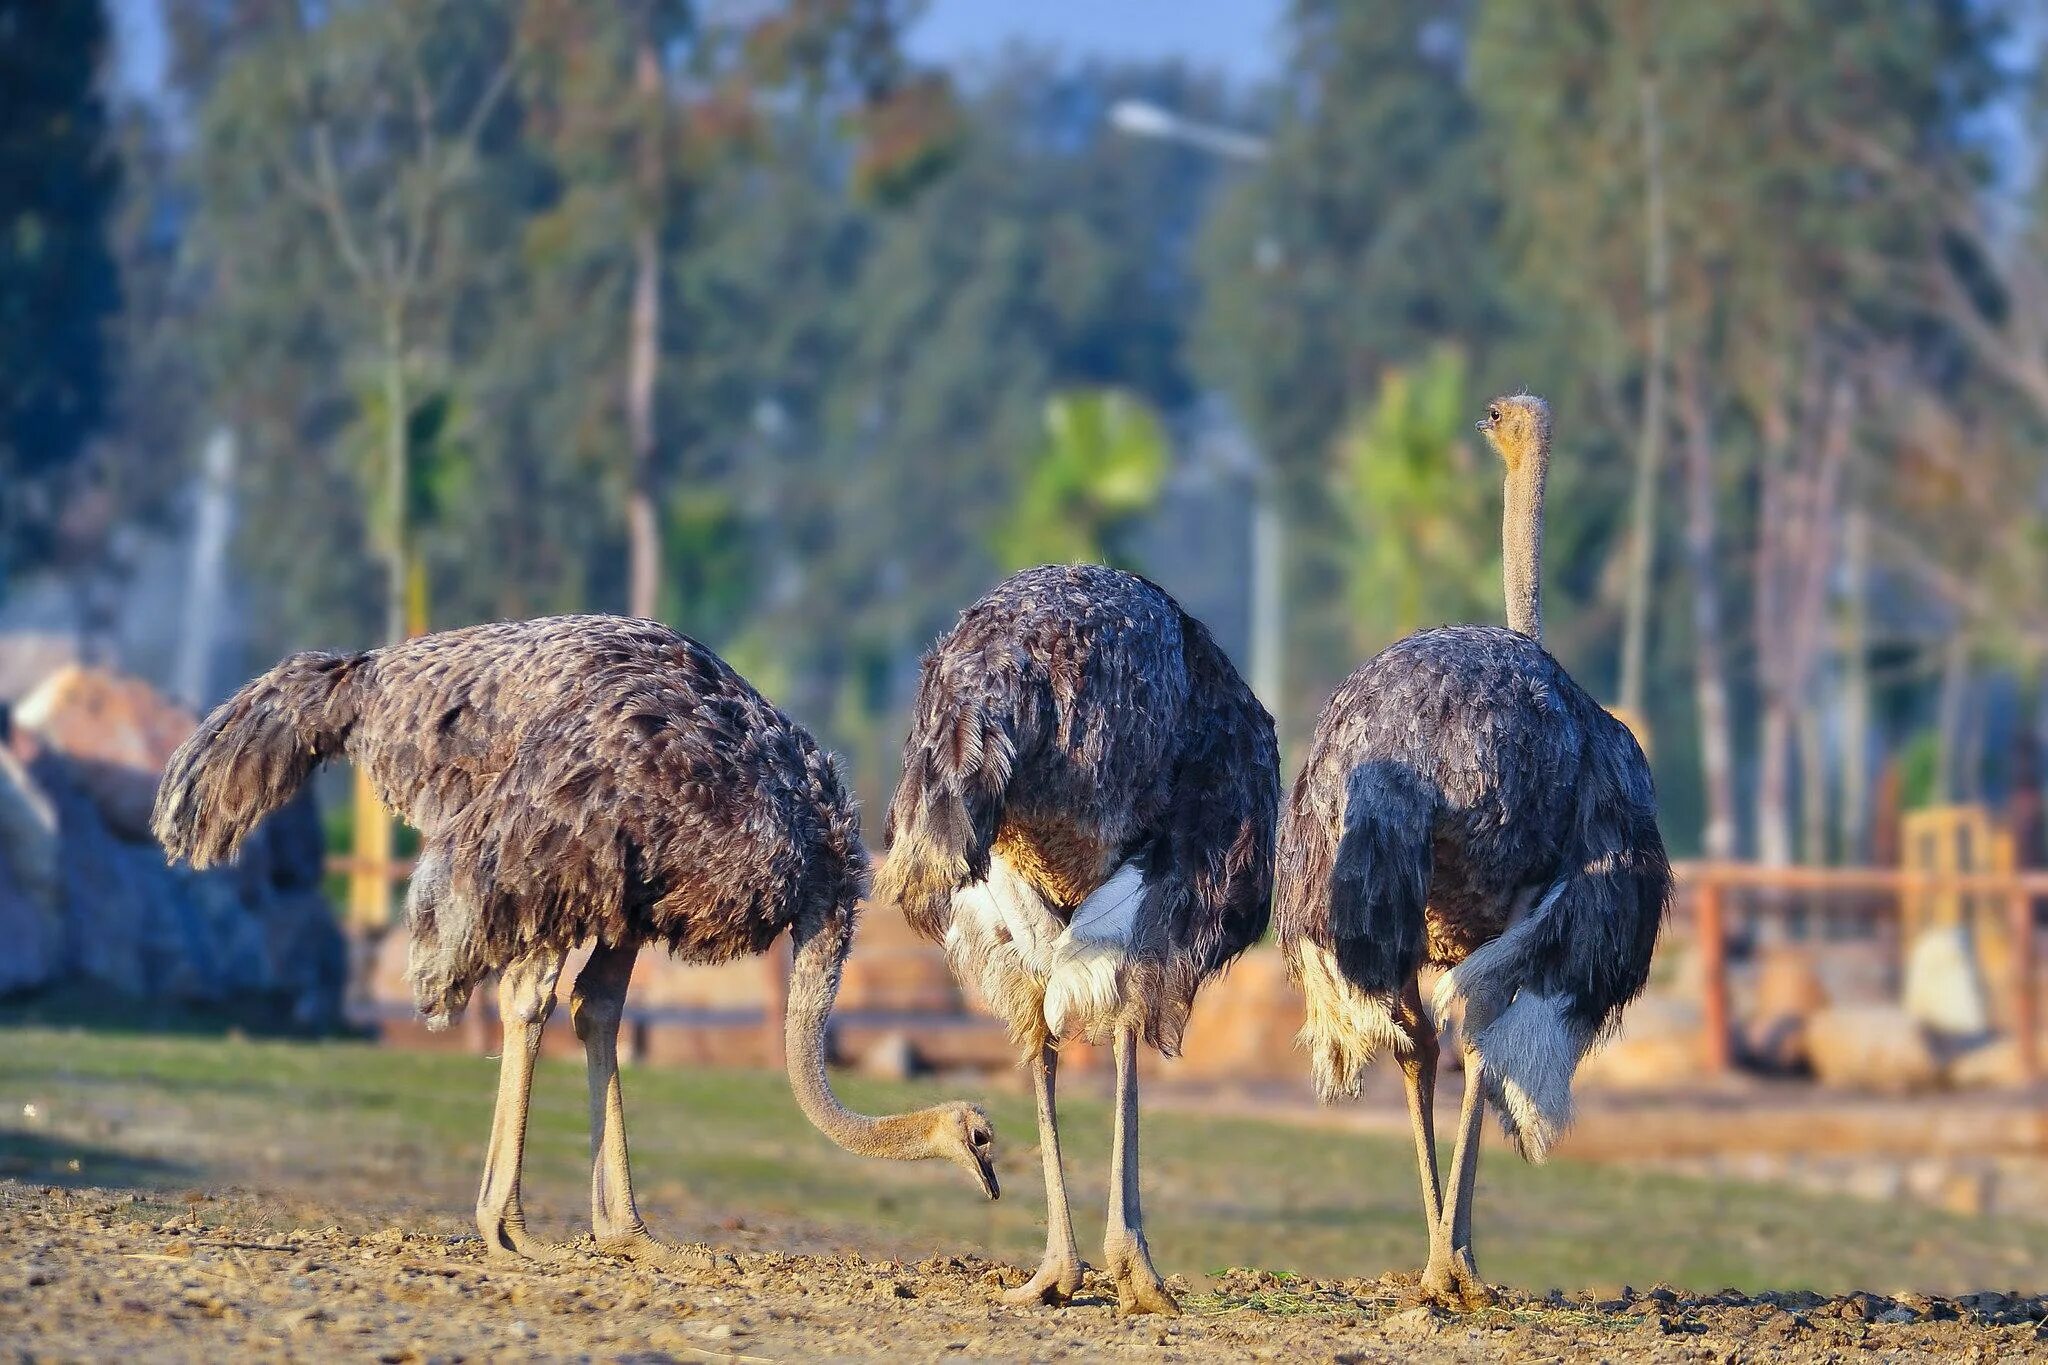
top-left (878, 563), bottom-right (1275, 1313)
top-left (880, 564), bottom-right (1277, 1053)
top-left (1278, 624), bottom-right (1669, 1154)
top-left (153, 615), bottom-right (867, 1025)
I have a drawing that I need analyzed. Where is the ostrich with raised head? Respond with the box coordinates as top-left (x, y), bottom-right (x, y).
top-left (878, 564), bottom-right (1277, 1316)
top-left (1275, 395), bottom-right (1669, 1308)
top-left (153, 615), bottom-right (998, 1267)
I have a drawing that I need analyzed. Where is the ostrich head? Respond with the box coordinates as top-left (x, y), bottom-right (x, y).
top-left (902, 1101), bottom-right (1001, 1199)
top-left (1475, 392), bottom-right (1552, 640)
top-left (1474, 393), bottom-right (1552, 472)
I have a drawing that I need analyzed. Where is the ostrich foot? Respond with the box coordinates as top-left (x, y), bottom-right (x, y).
top-left (1104, 1234), bottom-right (1179, 1317)
top-left (479, 1218), bottom-right (566, 1264)
top-left (1419, 1250), bottom-right (1497, 1312)
top-left (1002, 1253), bottom-right (1085, 1306)
top-left (595, 1229), bottom-right (736, 1274)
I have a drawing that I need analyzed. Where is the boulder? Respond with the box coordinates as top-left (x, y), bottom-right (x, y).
top-left (1902, 926), bottom-right (1991, 1040)
top-left (1746, 945), bottom-right (1830, 1073)
top-left (858, 1030), bottom-right (921, 1081)
top-left (14, 664), bottom-right (198, 842)
top-left (1945, 1036), bottom-right (2035, 1089)
top-left (0, 662), bottom-right (345, 1029)
top-left (1806, 1005), bottom-right (1942, 1093)
top-left (1173, 947), bottom-right (1303, 1082)
top-left (0, 744), bottom-right (62, 997)
top-left (0, 633), bottom-right (80, 704)
top-left (1579, 995), bottom-right (1707, 1090)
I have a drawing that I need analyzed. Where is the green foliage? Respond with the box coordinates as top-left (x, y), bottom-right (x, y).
top-left (1197, 0), bottom-right (1507, 729)
top-left (1336, 349), bottom-right (1499, 647)
top-left (994, 389), bottom-right (1169, 572)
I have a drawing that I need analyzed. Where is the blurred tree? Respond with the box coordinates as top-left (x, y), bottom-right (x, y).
top-left (1335, 348), bottom-right (1499, 647)
top-left (194, 0), bottom-right (526, 644)
top-left (0, 0), bottom-right (119, 584)
top-left (994, 389), bottom-right (1168, 572)
top-left (1197, 0), bottom-right (1506, 739)
top-left (1474, 0), bottom-right (2008, 861)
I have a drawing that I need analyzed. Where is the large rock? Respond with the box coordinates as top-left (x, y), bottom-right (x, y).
top-left (0, 633), bottom-right (80, 704)
top-left (14, 664), bottom-right (198, 841)
top-left (0, 743), bottom-right (62, 996)
top-left (1806, 1005), bottom-right (1943, 1093)
top-left (1579, 994), bottom-right (1708, 1090)
top-left (1902, 926), bottom-right (1991, 1039)
top-left (0, 661), bottom-right (345, 1029)
top-left (1174, 947), bottom-right (1304, 1082)
top-left (1746, 945), bottom-right (1830, 1073)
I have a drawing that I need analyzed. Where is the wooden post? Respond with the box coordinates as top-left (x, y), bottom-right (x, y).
top-left (2012, 886), bottom-right (2038, 1083)
top-left (347, 769), bottom-right (394, 933)
top-left (1696, 878), bottom-right (1732, 1074)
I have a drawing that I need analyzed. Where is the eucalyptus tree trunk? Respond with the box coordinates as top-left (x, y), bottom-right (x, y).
top-left (1677, 358), bottom-right (1737, 860)
top-left (625, 30), bottom-right (664, 621)
top-left (1618, 71), bottom-right (1669, 720)
top-left (1837, 507), bottom-right (1873, 863)
top-left (1935, 633), bottom-right (1969, 803)
top-left (382, 307), bottom-right (410, 645)
top-left (1798, 701), bottom-right (1829, 866)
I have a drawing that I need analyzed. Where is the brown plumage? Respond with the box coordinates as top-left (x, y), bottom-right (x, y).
top-left (878, 565), bottom-right (1278, 1315)
top-left (154, 614), bottom-right (997, 1267)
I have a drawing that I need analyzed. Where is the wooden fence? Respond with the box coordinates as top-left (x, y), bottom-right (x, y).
top-left (329, 853), bottom-right (2048, 1086)
top-left (1674, 861), bottom-right (2048, 1082)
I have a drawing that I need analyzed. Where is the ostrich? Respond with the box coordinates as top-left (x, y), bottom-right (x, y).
top-left (152, 615), bottom-right (997, 1267)
top-left (1275, 395), bottom-right (1669, 1308)
top-left (878, 564), bottom-right (1278, 1315)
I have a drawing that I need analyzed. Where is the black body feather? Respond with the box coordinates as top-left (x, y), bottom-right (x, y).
top-left (879, 564), bottom-right (1278, 1053)
top-left (1277, 625), bottom-right (1669, 1114)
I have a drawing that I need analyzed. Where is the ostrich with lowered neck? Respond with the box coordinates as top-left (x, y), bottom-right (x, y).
top-left (1276, 396), bottom-right (1668, 1308)
top-left (879, 564), bottom-right (1277, 1315)
top-left (153, 615), bottom-right (997, 1267)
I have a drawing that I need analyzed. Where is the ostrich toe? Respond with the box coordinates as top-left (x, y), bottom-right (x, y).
top-left (594, 1230), bottom-right (736, 1275)
top-left (1104, 1236), bottom-right (1178, 1317)
top-left (1419, 1249), bottom-right (1497, 1312)
top-left (1003, 1254), bottom-right (1085, 1306)
top-left (479, 1219), bottom-right (567, 1265)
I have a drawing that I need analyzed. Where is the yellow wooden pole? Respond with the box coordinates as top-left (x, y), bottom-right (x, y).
top-left (349, 558), bottom-right (428, 936)
top-left (348, 769), bottom-right (394, 933)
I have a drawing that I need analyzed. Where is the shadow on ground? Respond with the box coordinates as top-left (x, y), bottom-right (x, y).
top-left (0, 1128), bottom-right (196, 1189)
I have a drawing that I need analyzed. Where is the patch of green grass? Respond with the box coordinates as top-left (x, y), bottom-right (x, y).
top-left (2, 1024), bottom-right (2044, 1296)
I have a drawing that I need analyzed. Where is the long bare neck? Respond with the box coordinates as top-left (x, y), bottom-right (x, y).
top-left (783, 906), bottom-right (935, 1160)
top-left (1502, 440), bottom-right (1548, 641)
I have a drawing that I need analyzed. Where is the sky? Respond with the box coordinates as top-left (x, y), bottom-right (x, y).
top-left (906, 0), bottom-right (1284, 86)
top-left (109, 0), bottom-right (1287, 98)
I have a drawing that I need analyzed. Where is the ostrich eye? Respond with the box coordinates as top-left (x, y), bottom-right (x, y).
top-left (1487, 406), bottom-right (1501, 422)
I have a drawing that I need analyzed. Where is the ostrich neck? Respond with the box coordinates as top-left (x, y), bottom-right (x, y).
top-left (1502, 445), bottom-right (1548, 641)
top-left (783, 909), bottom-right (931, 1159)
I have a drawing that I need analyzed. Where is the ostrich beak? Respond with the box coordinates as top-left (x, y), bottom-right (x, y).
top-left (1474, 415), bottom-right (1495, 433)
top-left (973, 1153), bottom-right (1000, 1200)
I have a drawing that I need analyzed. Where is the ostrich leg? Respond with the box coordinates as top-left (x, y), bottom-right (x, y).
top-left (477, 949), bottom-right (566, 1260)
top-left (1395, 979), bottom-right (1444, 1231)
top-left (1004, 1040), bottom-right (1084, 1305)
top-left (1421, 1045), bottom-right (1497, 1309)
top-left (1103, 1022), bottom-right (1177, 1316)
top-left (571, 939), bottom-right (726, 1272)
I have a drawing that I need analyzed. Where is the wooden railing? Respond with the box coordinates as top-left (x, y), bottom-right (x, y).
top-left (1673, 861), bottom-right (2048, 1082)
top-left (327, 853), bottom-right (2047, 1085)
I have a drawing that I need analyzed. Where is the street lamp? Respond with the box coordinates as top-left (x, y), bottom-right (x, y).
top-left (1109, 98), bottom-right (1270, 163)
top-left (1108, 97), bottom-right (1287, 740)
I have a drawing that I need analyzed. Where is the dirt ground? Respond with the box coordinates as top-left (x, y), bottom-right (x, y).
top-left (3, 1179), bottom-right (2044, 1363)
